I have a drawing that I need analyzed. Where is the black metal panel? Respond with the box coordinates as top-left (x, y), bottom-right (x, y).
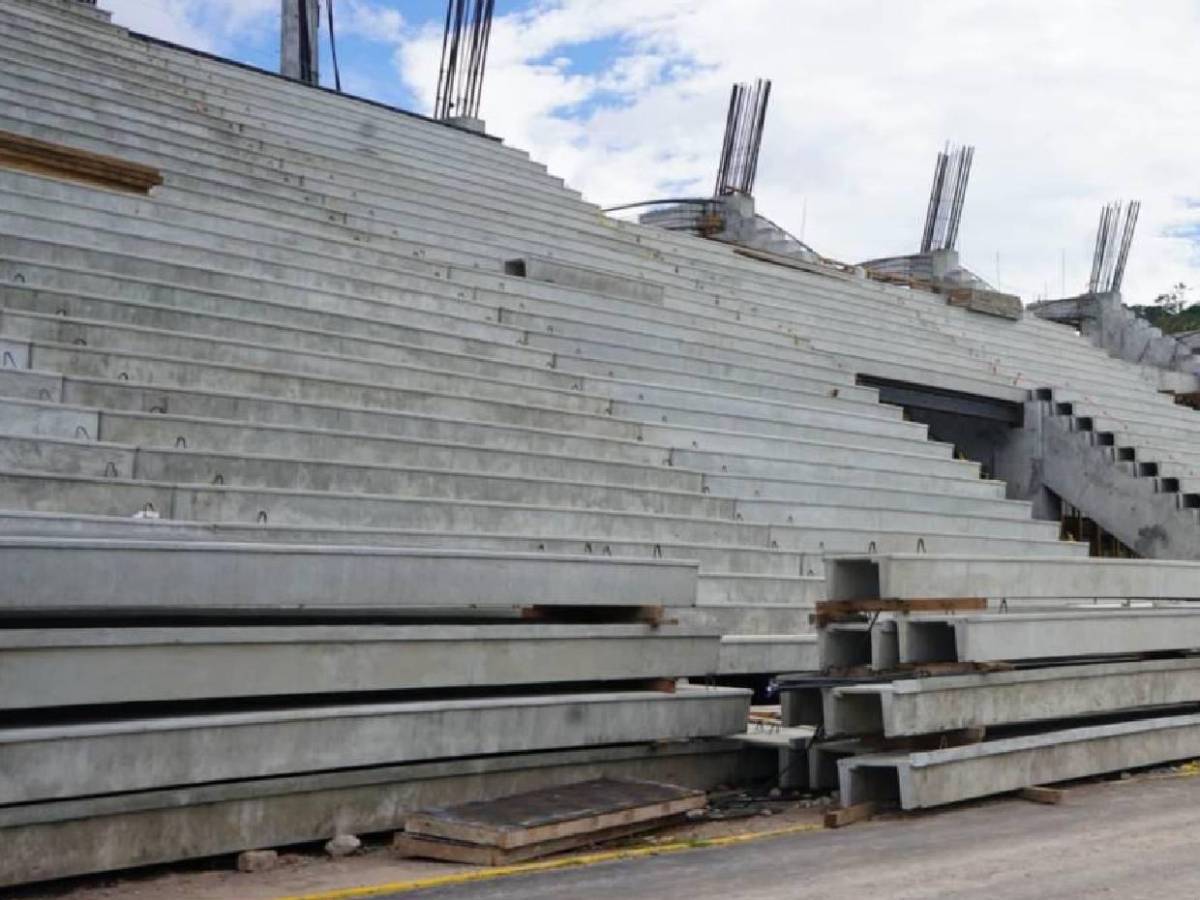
top-left (858, 376), bottom-right (1024, 425)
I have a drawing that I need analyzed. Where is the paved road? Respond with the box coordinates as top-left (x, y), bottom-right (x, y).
top-left (401, 774), bottom-right (1200, 899)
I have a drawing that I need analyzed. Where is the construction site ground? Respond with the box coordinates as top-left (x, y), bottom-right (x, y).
top-left (14, 764), bottom-right (1200, 900)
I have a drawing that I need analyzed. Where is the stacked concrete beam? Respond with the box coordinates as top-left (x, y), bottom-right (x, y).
top-left (791, 555), bottom-right (1200, 809)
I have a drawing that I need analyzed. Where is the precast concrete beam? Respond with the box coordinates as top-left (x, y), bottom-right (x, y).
top-left (905, 610), bottom-right (1200, 664)
top-left (0, 687), bottom-right (751, 805)
top-left (0, 625), bottom-right (721, 710)
top-left (0, 740), bottom-right (769, 889)
top-left (0, 538), bottom-right (699, 613)
top-left (716, 634), bottom-right (817, 675)
top-left (839, 712), bottom-right (1200, 810)
top-left (827, 554), bottom-right (1200, 602)
top-left (825, 658), bottom-right (1200, 737)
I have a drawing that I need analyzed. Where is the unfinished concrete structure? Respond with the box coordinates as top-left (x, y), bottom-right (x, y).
top-left (6, 0), bottom-right (1200, 885)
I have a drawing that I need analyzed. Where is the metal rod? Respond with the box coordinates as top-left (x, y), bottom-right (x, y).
top-left (435, 0), bottom-right (495, 121)
top-left (714, 79), bottom-right (772, 197)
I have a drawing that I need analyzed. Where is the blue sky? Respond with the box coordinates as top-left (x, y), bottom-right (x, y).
top-left (190, 2), bottom-right (633, 117)
top-left (104, 0), bottom-right (1200, 305)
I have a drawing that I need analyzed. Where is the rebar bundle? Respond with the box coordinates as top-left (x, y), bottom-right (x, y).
top-left (920, 143), bottom-right (974, 253)
top-left (714, 79), bottom-right (772, 197)
top-left (1088, 200), bottom-right (1141, 294)
top-left (435, 0), bottom-right (496, 121)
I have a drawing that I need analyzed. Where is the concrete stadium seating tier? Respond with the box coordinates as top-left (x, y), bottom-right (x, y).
top-left (9, 0), bottom-right (1200, 884)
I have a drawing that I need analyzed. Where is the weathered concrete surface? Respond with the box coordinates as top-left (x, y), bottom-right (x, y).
top-left (0, 625), bottom-right (720, 709)
top-left (506, 257), bottom-right (665, 305)
top-left (0, 740), bottom-right (771, 889)
top-left (1038, 405), bottom-right (1200, 559)
top-left (0, 687), bottom-right (750, 805)
top-left (716, 634), bottom-right (818, 675)
top-left (0, 538), bottom-right (699, 612)
top-left (1032, 291), bottom-right (1200, 380)
top-left (840, 712), bottom-right (1200, 810)
top-left (383, 774), bottom-right (1200, 900)
top-left (888, 609), bottom-right (1200, 665)
top-left (827, 553), bottom-right (1200, 602)
top-left (825, 658), bottom-right (1200, 737)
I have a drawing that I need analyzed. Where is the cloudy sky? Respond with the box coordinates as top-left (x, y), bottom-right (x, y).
top-left (103, 0), bottom-right (1198, 305)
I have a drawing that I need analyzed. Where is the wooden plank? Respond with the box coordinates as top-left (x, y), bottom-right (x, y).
top-left (1019, 786), bottom-right (1065, 806)
top-left (823, 802), bottom-right (875, 829)
top-left (815, 597), bottom-right (986, 625)
top-left (395, 816), bottom-right (686, 866)
top-left (403, 778), bottom-right (705, 851)
top-left (0, 130), bottom-right (162, 194)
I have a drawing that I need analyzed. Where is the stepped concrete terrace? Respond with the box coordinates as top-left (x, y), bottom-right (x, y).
top-left (9, 0), bottom-right (1200, 883)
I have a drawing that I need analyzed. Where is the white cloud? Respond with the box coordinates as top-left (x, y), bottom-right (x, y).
top-left (103, 0), bottom-right (275, 53)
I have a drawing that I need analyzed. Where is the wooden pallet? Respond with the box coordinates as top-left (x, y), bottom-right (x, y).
top-left (395, 815), bottom-right (687, 866)
top-left (0, 130), bottom-right (163, 194)
top-left (396, 778), bottom-right (705, 864)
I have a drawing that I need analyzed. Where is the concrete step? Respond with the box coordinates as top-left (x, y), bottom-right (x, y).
top-left (2, 337), bottom-right (960, 462)
top-left (0, 279), bottom-right (868, 416)
top-left (0, 686), bottom-right (750, 806)
top-left (0, 399), bottom-right (692, 489)
top-left (0, 31), bottom-right (1051, 381)
top-left (0, 509), bottom-right (1082, 574)
top-left (4, 384), bottom-right (976, 495)
top-left (0, 245), bottom-right (884, 409)
top-left (0, 9), bottom-right (576, 201)
top-left (0, 469), bottom-right (1060, 544)
top-left (0, 8), bottom-right (586, 206)
top-left (0, 299), bottom-right (936, 449)
top-left (0, 433), bottom-right (733, 519)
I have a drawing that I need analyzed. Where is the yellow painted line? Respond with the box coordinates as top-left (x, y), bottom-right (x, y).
top-left (275, 822), bottom-right (825, 900)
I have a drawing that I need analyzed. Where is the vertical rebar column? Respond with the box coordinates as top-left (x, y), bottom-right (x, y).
top-left (281, 0), bottom-right (320, 85)
top-left (435, 0), bottom-right (496, 121)
top-left (714, 79), bottom-right (772, 197)
top-left (920, 143), bottom-right (974, 253)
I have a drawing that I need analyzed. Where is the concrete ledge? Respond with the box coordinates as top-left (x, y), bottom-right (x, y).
top-left (505, 256), bottom-right (665, 305)
top-left (840, 712), bottom-right (1200, 809)
top-left (0, 538), bottom-right (699, 613)
top-left (0, 625), bottom-right (721, 709)
top-left (919, 609), bottom-right (1200, 664)
top-left (827, 554), bottom-right (1200, 601)
top-left (944, 287), bottom-right (1023, 321)
top-left (825, 658), bottom-right (1200, 737)
top-left (717, 634), bottom-right (818, 675)
top-left (0, 687), bottom-right (751, 805)
top-left (0, 739), bottom-right (769, 888)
